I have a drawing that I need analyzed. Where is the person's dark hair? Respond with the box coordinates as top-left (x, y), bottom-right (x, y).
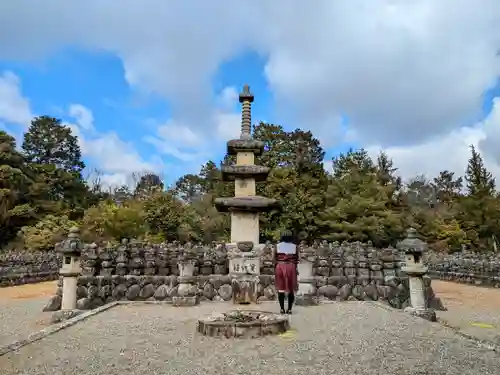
top-left (280, 230), bottom-right (294, 243)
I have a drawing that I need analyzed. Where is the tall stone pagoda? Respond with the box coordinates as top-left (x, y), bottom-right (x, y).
top-left (214, 84), bottom-right (277, 245)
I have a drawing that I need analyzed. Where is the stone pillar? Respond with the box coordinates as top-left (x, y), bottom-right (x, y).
top-left (172, 248), bottom-right (199, 307)
top-left (407, 269), bottom-right (426, 309)
top-left (398, 228), bottom-right (437, 322)
top-left (239, 84), bottom-right (253, 139)
top-left (58, 227), bottom-right (83, 310)
top-left (295, 245), bottom-right (318, 306)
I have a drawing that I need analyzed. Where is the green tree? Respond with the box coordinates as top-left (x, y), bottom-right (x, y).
top-left (251, 123), bottom-right (327, 240)
top-left (318, 149), bottom-right (404, 246)
top-left (142, 191), bottom-right (190, 241)
top-left (22, 116), bottom-right (90, 218)
top-left (432, 170), bottom-right (463, 204)
top-left (253, 122), bottom-right (325, 173)
top-left (331, 148), bottom-right (375, 179)
top-left (18, 214), bottom-right (77, 251)
top-left (80, 200), bottom-right (146, 243)
top-left (173, 173), bottom-right (204, 202)
top-left (22, 116), bottom-right (85, 174)
top-left (0, 131), bottom-right (36, 245)
top-left (263, 167), bottom-right (325, 241)
top-left (134, 173), bottom-right (164, 198)
top-left (465, 145), bottom-right (495, 197)
top-left (455, 145), bottom-right (498, 251)
top-left (190, 194), bottom-right (230, 242)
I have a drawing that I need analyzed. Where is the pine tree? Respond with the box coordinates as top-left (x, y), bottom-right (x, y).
top-left (432, 170), bottom-right (463, 204)
top-left (134, 173), bottom-right (164, 199)
top-left (22, 116), bottom-right (90, 218)
top-left (318, 149), bottom-right (404, 246)
top-left (0, 131), bottom-right (36, 245)
top-left (465, 145), bottom-right (495, 196)
top-left (22, 116), bottom-right (85, 174)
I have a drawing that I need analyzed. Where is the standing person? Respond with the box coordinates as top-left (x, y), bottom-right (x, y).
top-left (274, 230), bottom-right (299, 314)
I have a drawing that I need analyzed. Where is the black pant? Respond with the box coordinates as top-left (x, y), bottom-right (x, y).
top-left (278, 291), bottom-right (294, 311)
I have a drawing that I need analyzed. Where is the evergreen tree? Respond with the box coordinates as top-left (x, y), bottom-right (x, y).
top-left (465, 145), bottom-right (495, 196)
top-left (253, 122), bottom-right (325, 173)
top-left (432, 170), bottom-right (463, 204)
top-left (332, 148), bottom-right (375, 179)
top-left (318, 149), bottom-right (404, 246)
top-left (134, 173), bottom-right (164, 198)
top-left (0, 131), bottom-right (36, 245)
top-left (22, 116), bottom-right (89, 218)
top-left (174, 173), bottom-right (204, 202)
top-left (22, 116), bottom-right (85, 174)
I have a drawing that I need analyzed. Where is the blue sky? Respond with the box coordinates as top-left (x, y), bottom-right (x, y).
top-left (0, 2), bottom-right (499, 187)
top-left (0, 47), bottom-right (358, 186)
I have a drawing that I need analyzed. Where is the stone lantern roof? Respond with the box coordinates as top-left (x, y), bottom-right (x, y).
top-left (397, 228), bottom-right (427, 255)
top-left (57, 226), bottom-right (83, 256)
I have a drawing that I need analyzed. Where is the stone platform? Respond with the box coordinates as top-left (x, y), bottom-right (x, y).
top-left (1, 302), bottom-right (499, 375)
top-left (197, 310), bottom-right (289, 338)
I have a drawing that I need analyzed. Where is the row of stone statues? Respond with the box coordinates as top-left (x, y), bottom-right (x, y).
top-left (70, 240), bottom-right (410, 277)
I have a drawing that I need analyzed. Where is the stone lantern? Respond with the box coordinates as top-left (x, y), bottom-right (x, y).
top-left (58, 226), bottom-right (83, 310)
top-left (397, 228), bottom-right (436, 321)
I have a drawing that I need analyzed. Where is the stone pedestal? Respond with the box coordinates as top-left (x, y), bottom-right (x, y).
top-left (295, 258), bottom-right (318, 306)
top-left (229, 242), bottom-right (260, 304)
top-left (61, 276), bottom-right (78, 310)
top-left (173, 260), bottom-right (199, 306)
top-left (232, 275), bottom-right (259, 304)
top-left (402, 266), bottom-right (436, 322)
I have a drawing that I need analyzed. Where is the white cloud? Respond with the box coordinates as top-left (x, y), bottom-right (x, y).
top-left (69, 104), bottom-right (94, 131)
top-left (0, 71), bottom-right (32, 127)
top-left (66, 104), bottom-right (163, 188)
top-left (367, 98), bottom-right (500, 182)
top-left (144, 85), bottom-right (241, 168)
top-left (0, 72), bottom-right (159, 187)
top-left (0, 1), bottom-right (500, 180)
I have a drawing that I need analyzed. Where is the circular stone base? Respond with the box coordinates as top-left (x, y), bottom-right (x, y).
top-left (197, 310), bottom-right (290, 338)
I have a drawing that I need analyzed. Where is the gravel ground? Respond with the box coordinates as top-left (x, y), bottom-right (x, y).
top-left (438, 306), bottom-right (500, 345)
top-left (0, 298), bottom-right (52, 348)
top-left (1, 301), bottom-right (499, 375)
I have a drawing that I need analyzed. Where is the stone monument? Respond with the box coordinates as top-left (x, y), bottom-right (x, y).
top-left (398, 228), bottom-right (437, 322)
top-left (295, 242), bottom-right (318, 306)
top-left (52, 226), bottom-right (84, 322)
top-left (58, 227), bottom-right (83, 310)
top-left (172, 243), bottom-right (199, 306)
top-left (214, 84), bottom-right (277, 304)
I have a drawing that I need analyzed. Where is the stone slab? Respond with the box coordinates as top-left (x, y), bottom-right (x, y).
top-left (172, 296), bottom-right (199, 307)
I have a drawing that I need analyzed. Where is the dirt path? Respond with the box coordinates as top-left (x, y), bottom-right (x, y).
top-left (0, 281), bottom-right (57, 301)
top-left (432, 280), bottom-right (500, 310)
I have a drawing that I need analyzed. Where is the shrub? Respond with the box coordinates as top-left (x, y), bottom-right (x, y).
top-left (18, 214), bottom-right (77, 251)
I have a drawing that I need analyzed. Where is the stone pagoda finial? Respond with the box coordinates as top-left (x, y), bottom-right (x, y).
top-left (239, 84), bottom-right (254, 139)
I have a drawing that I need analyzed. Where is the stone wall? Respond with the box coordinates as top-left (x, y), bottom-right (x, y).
top-left (44, 273), bottom-right (442, 311)
top-left (426, 251), bottom-right (500, 287)
top-left (43, 241), bottom-right (445, 311)
top-left (0, 251), bottom-right (60, 287)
